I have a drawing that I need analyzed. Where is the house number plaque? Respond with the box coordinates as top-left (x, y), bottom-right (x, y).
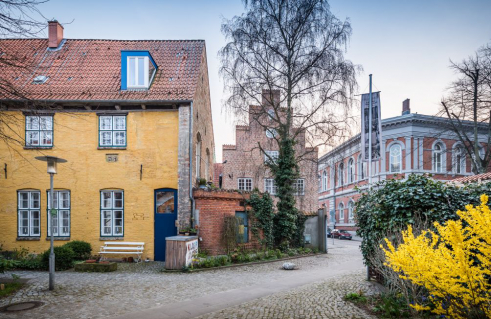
top-left (106, 154), bottom-right (118, 162)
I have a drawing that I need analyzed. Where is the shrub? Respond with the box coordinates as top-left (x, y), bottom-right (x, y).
top-left (356, 174), bottom-right (491, 266)
top-left (41, 246), bottom-right (75, 271)
top-left (0, 257), bottom-right (19, 273)
top-left (63, 241), bottom-right (92, 260)
top-left (17, 254), bottom-right (43, 270)
top-left (383, 194), bottom-right (491, 319)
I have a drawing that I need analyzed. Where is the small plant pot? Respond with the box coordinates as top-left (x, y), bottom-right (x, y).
top-left (184, 233), bottom-right (190, 236)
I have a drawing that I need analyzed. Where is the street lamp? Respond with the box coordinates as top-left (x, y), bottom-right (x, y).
top-left (35, 156), bottom-right (67, 291)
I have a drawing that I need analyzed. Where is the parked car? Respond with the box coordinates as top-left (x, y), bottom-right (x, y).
top-left (327, 227), bottom-right (332, 238)
top-left (332, 229), bottom-right (352, 240)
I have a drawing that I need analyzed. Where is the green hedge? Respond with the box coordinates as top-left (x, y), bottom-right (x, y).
top-left (356, 174), bottom-right (491, 266)
top-left (41, 246), bottom-right (75, 271)
top-left (63, 240), bottom-right (92, 260)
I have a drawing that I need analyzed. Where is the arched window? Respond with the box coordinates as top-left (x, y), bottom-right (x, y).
top-left (322, 170), bottom-right (328, 191)
top-left (389, 144), bottom-right (402, 173)
top-left (338, 162), bottom-right (344, 186)
top-left (357, 154), bottom-right (366, 180)
top-left (453, 145), bottom-right (465, 174)
top-left (348, 200), bottom-right (355, 223)
top-left (433, 142), bottom-right (444, 173)
top-left (196, 133), bottom-right (202, 179)
top-left (348, 158), bottom-right (354, 184)
top-left (206, 148), bottom-right (211, 181)
top-left (338, 202), bottom-right (345, 222)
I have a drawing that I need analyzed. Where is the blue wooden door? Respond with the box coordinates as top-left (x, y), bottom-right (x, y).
top-left (154, 188), bottom-right (178, 261)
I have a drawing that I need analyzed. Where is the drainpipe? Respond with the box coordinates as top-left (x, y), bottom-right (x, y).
top-left (189, 102), bottom-right (195, 228)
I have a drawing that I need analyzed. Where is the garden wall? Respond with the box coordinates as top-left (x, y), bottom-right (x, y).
top-left (194, 189), bottom-right (260, 255)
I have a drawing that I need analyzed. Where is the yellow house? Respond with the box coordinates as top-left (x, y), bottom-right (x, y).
top-left (0, 21), bottom-right (215, 261)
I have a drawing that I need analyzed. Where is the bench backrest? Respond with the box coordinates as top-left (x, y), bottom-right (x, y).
top-left (103, 242), bottom-right (144, 246)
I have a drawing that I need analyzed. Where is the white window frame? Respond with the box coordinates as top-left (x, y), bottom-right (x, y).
top-left (338, 202), bottom-right (345, 222)
top-left (389, 144), bottom-right (402, 173)
top-left (453, 146), bottom-right (466, 174)
top-left (264, 178), bottom-right (277, 195)
top-left (293, 179), bottom-right (305, 196)
top-left (347, 158), bottom-right (354, 184)
top-left (99, 115), bottom-right (127, 147)
top-left (100, 190), bottom-right (124, 237)
top-left (238, 178), bottom-right (253, 191)
top-left (357, 155), bottom-right (366, 180)
top-left (18, 191), bottom-right (41, 237)
top-left (47, 190), bottom-right (71, 237)
top-left (433, 143), bottom-right (444, 173)
top-left (348, 200), bottom-right (355, 223)
top-left (127, 56), bottom-right (149, 89)
top-left (322, 170), bottom-right (328, 191)
top-left (26, 115), bottom-right (53, 147)
top-left (264, 150), bottom-right (279, 164)
top-left (338, 163), bottom-right (344, 186)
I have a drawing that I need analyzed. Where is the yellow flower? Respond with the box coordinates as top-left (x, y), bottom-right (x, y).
top-left (382, 195), bottom-right (491, 319)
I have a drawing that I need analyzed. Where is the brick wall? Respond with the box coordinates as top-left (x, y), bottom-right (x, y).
top-left (195, 189), bottom-right (261, 255)
top-left (192, 47), bottom-right (215, 184)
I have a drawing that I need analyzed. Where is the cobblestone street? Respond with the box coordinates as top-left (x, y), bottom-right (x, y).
top-left (0, 240), bottom-right (380, 319)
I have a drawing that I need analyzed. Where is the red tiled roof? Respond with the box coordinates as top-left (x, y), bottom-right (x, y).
top-left (0, 39), bottom-right (205, 102)
top-left (450, 172), bottom-right (491, 184)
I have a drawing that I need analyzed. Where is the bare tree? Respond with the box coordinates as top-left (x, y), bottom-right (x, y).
top-left (0, 0), bottom-right (49, 147)
top-left (220, 0), bottom-right (358, 246)
top-left (441, 44), bottom-right (491, 174)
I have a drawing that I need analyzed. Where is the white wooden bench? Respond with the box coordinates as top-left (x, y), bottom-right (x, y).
top-left (99, 242), bottom-right (145, 263)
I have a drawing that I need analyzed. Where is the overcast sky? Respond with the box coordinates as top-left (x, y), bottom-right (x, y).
top-left (37, 0), bottom-right (491, 161)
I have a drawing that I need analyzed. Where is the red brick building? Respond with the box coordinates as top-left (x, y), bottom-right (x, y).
top-left (220, 92), bottom-right (318, 214)
top-left (318, 100), bottom-right (489, 231)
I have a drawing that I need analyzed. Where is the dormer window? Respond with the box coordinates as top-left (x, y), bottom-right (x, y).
top-left (128, 56), bottom-right (148, 88)
top-left (121, 51), bottom-right (157, 90)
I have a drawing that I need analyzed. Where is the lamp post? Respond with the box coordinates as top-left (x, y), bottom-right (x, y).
top-left (35, 156), bottom-right (67, 291)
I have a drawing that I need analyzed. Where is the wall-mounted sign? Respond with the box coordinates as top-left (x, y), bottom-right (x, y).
top-left (106, 154), bottom-right (118, 162)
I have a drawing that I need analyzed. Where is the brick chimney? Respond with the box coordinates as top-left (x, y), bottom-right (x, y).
top-left (48, 20), bottom-right (64, 48)
top-left (262, 89), bottom-right (280, 107)
top-left (402, 99), bottom-right (410, 115)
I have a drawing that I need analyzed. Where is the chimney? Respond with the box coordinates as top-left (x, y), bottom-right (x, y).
top-left (262, 89), bottom-right (280, 107)
top-left (402, 99), bottom-right (410, 115)
top-left (48, 20), bottom-right (64, 48)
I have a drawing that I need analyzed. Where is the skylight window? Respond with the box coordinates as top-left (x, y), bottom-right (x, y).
top-left (121, 51), bottom-right (157, 90)
top-left (33, 75), bottom-right (48, 84)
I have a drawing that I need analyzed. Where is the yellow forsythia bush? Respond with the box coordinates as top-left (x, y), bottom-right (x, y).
top-left (383, 194), bottom-right (491, 319)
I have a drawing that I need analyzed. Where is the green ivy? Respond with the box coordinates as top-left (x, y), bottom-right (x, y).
top-left (269, 137), bottom-right (300, 248)
top-left (356, 174), bottom-right (491, 266)
top-left (248, 191), bottom-right (275, 249)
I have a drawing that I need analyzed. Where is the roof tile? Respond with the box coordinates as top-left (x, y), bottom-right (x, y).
top-left (0, 39), bottom-right (205, 102)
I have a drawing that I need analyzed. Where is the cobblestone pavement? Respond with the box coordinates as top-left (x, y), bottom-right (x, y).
top-left (0, 240), bottom-right (375, 319)
top-left (194, 271), bottom-right (380, 319)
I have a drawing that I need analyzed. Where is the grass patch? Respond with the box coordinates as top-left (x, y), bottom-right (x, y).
top-left (0, 282), bottom-right (24, 298)
top-left (345, 292), bottom-right (435, 318)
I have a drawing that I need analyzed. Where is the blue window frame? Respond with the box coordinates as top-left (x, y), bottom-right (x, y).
top-left (235, 211), bottom-right (249, 243)
top-left (121, 51), bottom-right (157, 90)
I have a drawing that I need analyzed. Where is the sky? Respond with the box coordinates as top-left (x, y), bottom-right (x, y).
top-left (35, 0), bottom-right (491, 161)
